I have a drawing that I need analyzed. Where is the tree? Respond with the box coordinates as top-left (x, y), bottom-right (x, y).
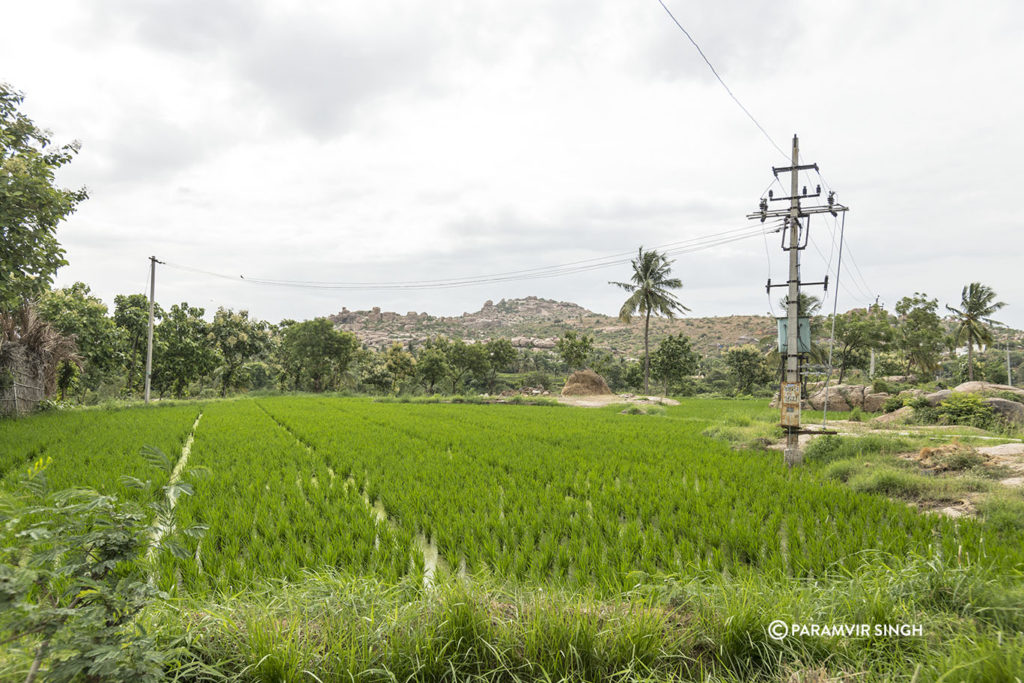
top-left (38, 283), bottom-right (121, 396)
top-left (151, 303), bottom-right (218, 397)
top-left (723, 345), bottom-right (771, 394)
top-left (384, 342), bottom-right (416, 392)
top-left (484, 338), bottom-right (517, 393)
top-left (828, 306), bottom-right (893, 383)
top-left (946, 282), bottom-right (1006, 382)
top-left (894, 293), bottom-right (944, 378)
top-left (210, 308), bottom-right (270, 396)
top-left (651, 334), bottom-right (699, 395)
top-left (447, 339), bottom-right (490, 393)
top-left (610, 247), bottom-right (689, 392)
top-left (555, 330), bottom-right (594, 371)
top-left (114, 294), bottom-right (161, 394)
top-left (0, 84), bottom-right (88, 311)
top-left (416, 346), bottom-right (450, 394)
top-left (278, 318), bottom-right (358, 392)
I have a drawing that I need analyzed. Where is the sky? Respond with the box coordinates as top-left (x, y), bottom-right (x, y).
top-left (3, 0), bottom-right (1022, 328)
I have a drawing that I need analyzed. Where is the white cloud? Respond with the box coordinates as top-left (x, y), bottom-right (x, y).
top-left (2, 0), bottom-right (1020, 327)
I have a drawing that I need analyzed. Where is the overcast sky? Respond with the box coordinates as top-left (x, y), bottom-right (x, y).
top-left (4, 0), bottom-right (1022, 328)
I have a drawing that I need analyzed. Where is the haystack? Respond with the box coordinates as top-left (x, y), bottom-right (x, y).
top-left (561, 369), bottom-right (612, 396)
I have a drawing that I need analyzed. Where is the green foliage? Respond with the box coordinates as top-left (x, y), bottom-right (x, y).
top-left (152, 302), bottom-right (219, 398)
top-left (278, 317), bottom-right (358, 392)
top-left (554, 330), bottom-right (594, 371)
top-left (804, 434), bottom-right (912, 464)
top-left (210, 308), bottom-right (271, 396)
top-left (893, 293), bottom-right (945, 378)
top-left (415, 345), bottom-right (450, 393)
top-left (609, 247), bottom-right (689, 392)
top-left (723, 344), bottom-right (771, 394)
top-left (882, 395), bottom-right (904, 413)
top-left (0, 459), bottom-right (198, 681)
top-left (650, 333), bottom-right (698, 394)
top-left (946, 282), bottom-right (1006, 382)
top-left (848, 406), bottom-right (864, 421)
top-left (37, 283), bottom-right (121, 391)
top-left (0, 84), bottom-right (88, 310)
top-left (937, 393), bottom-right (997, 429)
top-left (827, 305), bottom-right (893, 383)
top-left (113, 293), bottom-right (162, 394)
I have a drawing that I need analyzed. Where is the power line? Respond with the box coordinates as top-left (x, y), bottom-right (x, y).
top-left (162, 221), bottom-right (785, 292)
top-left (655, 0), bottom-right (788, 160)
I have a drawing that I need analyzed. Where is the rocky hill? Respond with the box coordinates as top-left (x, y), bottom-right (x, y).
top-left (328, 297), bottom-right (776, 357)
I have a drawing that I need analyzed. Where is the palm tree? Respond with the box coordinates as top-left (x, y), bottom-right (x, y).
top-left (610, 247), bottom-right (689, 392)
top-left (946, 282), bottom-right (1005, 382)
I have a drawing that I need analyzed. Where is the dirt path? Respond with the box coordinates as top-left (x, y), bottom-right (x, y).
top-left (147, 410), bottom-right (203, 560)
top-left (557, 394), bottom-right (680, 408)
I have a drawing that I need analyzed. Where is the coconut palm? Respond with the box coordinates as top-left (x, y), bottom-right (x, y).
top-left (946, 282), bottom-right (1005, 382)
top-left (610, 247), bottom-right (689, 392)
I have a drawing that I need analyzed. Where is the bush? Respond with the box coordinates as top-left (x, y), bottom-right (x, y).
top-left (848, 406), bottom-right (864, 422)
top-left (872, 379), bottom-right (893, 394)
top-left (849, 468), bottom-right (926, 498)
top-left (804, 434), bottom-right (912, 464)
top-left (937, 394), bottom-right (997, 429)
top-left (882, 396), bottom-right (904, 413)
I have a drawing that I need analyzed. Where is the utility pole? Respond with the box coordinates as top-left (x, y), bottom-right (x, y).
top-left (144, 256), bottom-right (163, 404)
top-left (749, 135), bottom-right (848, 466)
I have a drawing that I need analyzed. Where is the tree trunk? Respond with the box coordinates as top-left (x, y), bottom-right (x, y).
top-left (967, 339), bottom-right (974, 381)
top-left (643, 309), bottom-right (651, 393)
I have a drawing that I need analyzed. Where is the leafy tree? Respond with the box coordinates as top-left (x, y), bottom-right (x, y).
top-left (610, 247), bottom-right (689, 392)
top-left (384, 342), bottom-right (416, 392)
top-left (484, 338), bottom-right (517, 393)
top-left (151, 303), bottom-right (218, 397)
top-left (894, 293), bottom-right (944, 378)
top-left (946, 282), bottom-right (1006, 382)
top-left (555, 330), bottom-right (594, 371)
top-left (38, 283), bottom-right (122, 396)
top-left (359, 354), bottom-right (394, 394)
top-left (114, 293), bottom-right (162, 394)
top-left (723, 344), bottom-right (771, 394)
top-left (827, 306), bottom-right (893, 383)
top-left (651, 333), bottom-right (699, 395)
top-left (210, 308), bottom-right (271, 396)
top-left (416, 346), bottom-right (450, 393)
top-left (0, 84), bottom-right (88, 311)
top-left (447, 339), bottom-right (490, 393)
top-left (278, 318), bottom-right (358, 392)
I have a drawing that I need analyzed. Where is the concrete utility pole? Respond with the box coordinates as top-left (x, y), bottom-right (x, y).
top-left (144, 255), bottom-right (163, 404)
top-left (749, 135), bottom-right (848, 467)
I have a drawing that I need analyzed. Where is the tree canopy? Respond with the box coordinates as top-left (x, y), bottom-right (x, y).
top-left (610, 248), bottom-right (688, 392)
top-left (0, 84), bottom-right (87, 310)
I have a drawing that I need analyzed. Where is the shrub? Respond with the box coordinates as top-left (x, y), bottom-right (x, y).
top-left (882, 396), bottom-right (904, 413)
top-left (849, 468), bottom-right (926, 499)
top-left (937, 394), bottom-right (997, 429)
top-left (872, 379), bottom-right (893, 394)
top-left (848, 406), bottom-right (864, 422)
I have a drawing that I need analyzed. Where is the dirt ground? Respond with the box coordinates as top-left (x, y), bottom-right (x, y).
top-left (556, 393), bottom-right (681, 408)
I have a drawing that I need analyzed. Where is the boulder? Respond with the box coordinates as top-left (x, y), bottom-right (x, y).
top-left (872, 406), bottom-right (914, 424)
top-left (863, 392), bottom-right (891, 412)
top-left (953, 381), bottom-right (1024, 399)
top-left (982, 398), bottom-right (1024, 424)
top-left (925, 390), bottom-right (952, 406)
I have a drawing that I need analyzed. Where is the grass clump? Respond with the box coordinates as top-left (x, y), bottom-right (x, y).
top-left (702, 413), bottom-right (782, 450)
top-left (804, 434), bottom-right (912, 464)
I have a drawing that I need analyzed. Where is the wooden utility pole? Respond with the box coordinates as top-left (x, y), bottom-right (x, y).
top-left (749, 135), bottom-right (848, 466)
top-left (144, 255), bottom-right (163, 404)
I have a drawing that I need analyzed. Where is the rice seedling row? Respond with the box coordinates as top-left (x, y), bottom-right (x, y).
top-left (0, 403), bottom-right (201, 505)
top-left (250, 397), bottom-right (1018, 591)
